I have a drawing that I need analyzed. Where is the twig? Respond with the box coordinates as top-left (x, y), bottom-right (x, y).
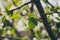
top-left (46, 0), bottom-right (54, 8)
top-left (30, 2), bottom-right (34, 12)
top-left (10, 1), bottom-right (33, 12)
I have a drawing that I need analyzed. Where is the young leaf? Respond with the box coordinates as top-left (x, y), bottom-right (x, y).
top-left (13, 0), bottom-right (20, 3)
top-left (28, 17), bottom-right (38, 29)
top-left (45, 7), bottom-right (51, 14)
top-left (12, 0), bottom-right (20, 6)
top-left (22, 6), bottom-right (29, 10)
top-left (11, 10), bottom-right (20, 19)
top-left (10, 28), bottom-right (15, 35)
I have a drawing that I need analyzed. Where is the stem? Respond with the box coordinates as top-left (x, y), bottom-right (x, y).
top-left (33, 0), bottom-right (57, 40)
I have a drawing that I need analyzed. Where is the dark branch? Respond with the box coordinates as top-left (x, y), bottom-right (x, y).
top-left (10, 1), bottom-right (33, 12)
top-left (30, 2), bottom-right (34, 12)
top-left (54, 12), bottom-right (60, 13)
top-left (33, 0), bottom-right (57, 40)
top-left (46, 0), bottom-right (54, 8)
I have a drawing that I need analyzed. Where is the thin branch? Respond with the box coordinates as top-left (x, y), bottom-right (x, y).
top-left (46, 0), bottom-right (54, 8)
top-left (1, 0), bottom-right (60, 14)
top-left (33, 0), bottom-right (57, 40)
top-left (46, 0), bottom-right (60, 14)
top-left (30, 2), bottom-right (34, 12)
top-left (10, 1), bottom-right (33, 12)
top-left (54, 12), bottom-right (60, 13)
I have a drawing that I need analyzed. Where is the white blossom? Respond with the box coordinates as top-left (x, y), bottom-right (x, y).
top-left (52, 17), bottom-right (59, 23)
top-left (34, 26), bottom-right (40, 32)
top-left (16, 19), bottom-right (25, 32)
top-left (33, 37), bottom-right (37, 40)
top-left (3, 38), bottom-right (9, 40)
top-left (53, 13), bottom-right (58, 17)
top-left (48, 0), bottom-right (60, 6)
top-left (22, 10), bottom-right (27, 15)
top-left (0, 23), bottom-right (3, 29)
top-left (7, 30), bottom-right (11, 35)
top-left (42, 29), bottom-right (48, 36)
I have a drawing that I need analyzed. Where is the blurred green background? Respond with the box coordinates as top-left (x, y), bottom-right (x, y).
top-left (0, 0), bottom-right (60, 40)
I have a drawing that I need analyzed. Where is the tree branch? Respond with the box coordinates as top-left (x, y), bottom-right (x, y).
top-left (46, 0), bottom-right (54, 8)
top-left (10, 1), bottom-right (33, 12)
top-left (33, 0), bottom-right (57, 40)
top-left (30, 2), bottom-right (34, 12)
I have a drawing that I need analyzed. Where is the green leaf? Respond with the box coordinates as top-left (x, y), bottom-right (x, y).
top-left (2, 29), bottom-right (6, 35)
top-left (13, 0), bottom-right (20, 3)
top-left (10, 28), bottom-right (15, 35)
top-left (0, 9), bottom-right (2, 12)
top-left (5, 2), bottom-right (12, 10)
top-left (29, 17), bottom-right (38, 25)
top-left (54, 6), bottom-right (60, 12)
top-left (22, 6), bottom-right (29, 10)
top-left (28, 12), bottom-right (34, 17)
top-left (11, 10), bottom-right (20, 19)
top-left (0, 29), bottom-right (2, 34)
top-left (28, 17), bottom-right (38, 29)
top-left (17, 1), bottom-right (23, 6)
top-left (28, 12), bottom-right (37, 18)
top-left (4, 7), bottom-right (13, 16)
top-left (12, 0), bottom-right (20, 6)
top-left (28, 20), bottom-right (35, 29)
top-left (12, 13), bottom-right (20, 19)
top-left (47, 15), bottom-right (51, 22)
top-left (2, 16), bottom-right (6, 23)
top-left (45, 7), bottom-right (51, 14)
